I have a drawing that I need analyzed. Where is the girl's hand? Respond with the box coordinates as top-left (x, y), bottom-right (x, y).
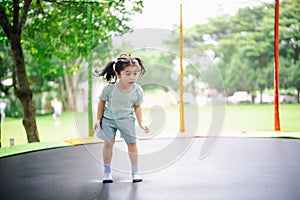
top-left (94, 121), bottom-right (101, 132)
top-left (140, 123), bottom-right (150, 133)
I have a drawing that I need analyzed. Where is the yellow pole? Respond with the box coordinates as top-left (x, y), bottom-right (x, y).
top-left (179, 4), bottom-right (185, 132)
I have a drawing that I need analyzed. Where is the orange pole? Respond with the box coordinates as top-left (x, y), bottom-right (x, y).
top-left (274, 0), bottom-right (280, 131)
top-left (179, 4), bottom-right (185, 132)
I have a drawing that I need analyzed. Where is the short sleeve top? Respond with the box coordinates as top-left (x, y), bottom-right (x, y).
top-left (99, 83), bottom-right (144, 120)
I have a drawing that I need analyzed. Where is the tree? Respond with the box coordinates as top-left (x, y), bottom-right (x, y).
top-left (0, 37), bottom-right (13, 96)
top-left (23, 0), bottom-right (143, 110)
top-left (291, 61), bottom-right (300, 102)
top-left (0, 0), bottom-right (40, 142)
top-left (224, 52), bottom-right (256, 95)
top-left (178, 2), bottom-right (299, 98)
top-left (0, 0), bottom-right (143, 143)
top-left (280, 0), bottom-right (300, 64)
top-left (0, 36), bottom-right (13, 147)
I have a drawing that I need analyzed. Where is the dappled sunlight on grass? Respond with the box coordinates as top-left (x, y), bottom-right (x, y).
top-left (37, 113), bottom-right (78, 142)
top-left (1, 112), bottom-right (79, 148)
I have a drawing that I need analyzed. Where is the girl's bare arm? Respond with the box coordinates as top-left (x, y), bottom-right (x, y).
top-left (134, 105), bottom-right (149, 133)
top-left (94, 100), bottom-right (106, 132)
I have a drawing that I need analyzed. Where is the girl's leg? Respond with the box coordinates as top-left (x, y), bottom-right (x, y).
top-left (127, 142), bottom-right (142, 182)
top-left (127, 142), bottom-right (138, 165)
top-left (102, 140), bottom-right (115, 183)
top-left (103, 140), bottom-right (115, 163)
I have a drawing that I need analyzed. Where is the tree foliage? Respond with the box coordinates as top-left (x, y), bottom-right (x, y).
top-left (165, 0), bottom-right (300, 101)
top-left (0, 0), bottom-right (143, 144)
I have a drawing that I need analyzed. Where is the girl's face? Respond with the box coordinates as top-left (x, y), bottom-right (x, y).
top-left (116, 65), bottom-right (139, 86)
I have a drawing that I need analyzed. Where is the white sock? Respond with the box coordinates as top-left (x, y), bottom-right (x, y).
top-left (132, 165), bottom-right (138, 175)
top-left (104, 163), bottom-right (111, 174)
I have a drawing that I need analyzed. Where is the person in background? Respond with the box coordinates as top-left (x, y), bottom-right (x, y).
top-left (51, 98), bottom-right (63, 126)
top-left (0, 100), bottom-right (7, 123)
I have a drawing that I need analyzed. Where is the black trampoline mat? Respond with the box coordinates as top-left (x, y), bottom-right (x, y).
top-left (0, 137), bottom-right (299, 200)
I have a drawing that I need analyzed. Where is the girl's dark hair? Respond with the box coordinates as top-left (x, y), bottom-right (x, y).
top-left (94, 54), bottom-right (146, 82)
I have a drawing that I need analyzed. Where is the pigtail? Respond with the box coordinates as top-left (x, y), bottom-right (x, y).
top-left (94, 61), bottom-right (117, 82)
top-left (135, 57), bottom-right (146, 76)
top-left (94, 54), bottom-right (146, 82)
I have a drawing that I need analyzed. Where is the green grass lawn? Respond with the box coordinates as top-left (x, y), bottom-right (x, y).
top-left (1, 103), bottom-right (299, 156)
top-left (222, 104), bottom-right (300, 132)
top-left (143, 103), bottom-right (300, 135)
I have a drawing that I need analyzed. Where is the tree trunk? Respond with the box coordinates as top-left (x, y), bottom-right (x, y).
top-left (59, 76), bottom-right (67, 108)
top-left (63, 59), bottom-right (81, 111)
top-left (64, 74), bottom-right (78, 111)
top-left (10, 34), bottom-right (40, 143)
top-left (259, 89), bottom-right (263, 104)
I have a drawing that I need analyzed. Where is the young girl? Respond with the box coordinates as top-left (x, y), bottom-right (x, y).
top-left (94, 54), bottom-right (149, 183)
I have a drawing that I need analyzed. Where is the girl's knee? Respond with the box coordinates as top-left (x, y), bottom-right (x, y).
top-left (127, 143), bottom-right (138, 152)
top-left (127, 142), bottom-right (137, 147)
top-left (104, 141), bottom-right (115, 148)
